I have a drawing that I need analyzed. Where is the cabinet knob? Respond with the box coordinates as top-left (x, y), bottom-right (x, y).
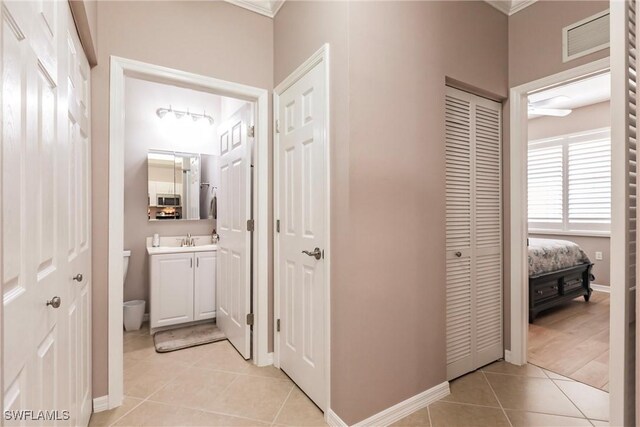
top-left (455, 251), bottom-right (462, 258)
top-left (537, 290), bottom-right (543, 295)
top-left (73, 273), bottom-right (83, 282)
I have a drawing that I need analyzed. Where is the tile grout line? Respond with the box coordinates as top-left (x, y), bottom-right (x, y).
top-left (104, 397), bottom-right (146, 427)
top-left (480, 371), bottom-right (513, 427)
top-left (270, 384), bottom-right (295, 426)
top-left (426, 403), bottom-right (433, 427)
top-left (548, 378), bottom-right (591, 421)
top-left (133, 393), bottom-right (274, 426)
top-left (436, 399), bottom-right (605, 421)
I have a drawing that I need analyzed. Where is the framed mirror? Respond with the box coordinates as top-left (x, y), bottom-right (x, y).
top-left (147, 150), bottom-right (217, 221)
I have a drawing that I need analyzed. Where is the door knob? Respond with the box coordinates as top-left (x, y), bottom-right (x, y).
top-left (46, 296), bottom-right (61, 308)
top-left (302, 247), bottom-right (322, 260)
top-left (73, 273), bottom-right (83, 282)
top-left (455, 251), bottom-right (462, 258)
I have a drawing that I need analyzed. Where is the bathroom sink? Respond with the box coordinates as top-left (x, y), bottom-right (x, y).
top-left (146, 235), bottom-right (217, 255)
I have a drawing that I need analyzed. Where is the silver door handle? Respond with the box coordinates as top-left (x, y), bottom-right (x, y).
top-left (73, 273), bottom-right (83, 282)
top-left (302, 247), bottom-right (322, 260)
top-left (46, 296), bottom-right (61, 308)
top-left (455, 251), bottom-right (462, 258)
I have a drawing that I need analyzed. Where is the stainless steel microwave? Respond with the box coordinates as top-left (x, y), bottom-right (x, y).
top-left (157, 194), bottom-right (181, 206)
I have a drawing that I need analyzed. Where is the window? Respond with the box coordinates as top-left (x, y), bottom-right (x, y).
top-left (528, 128), bottom-right (611, 234)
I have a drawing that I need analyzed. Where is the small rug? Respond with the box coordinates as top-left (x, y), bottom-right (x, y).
top-left (153, 323), bottom-right (226, 353)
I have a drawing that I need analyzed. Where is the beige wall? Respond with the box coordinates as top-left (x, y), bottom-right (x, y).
top-left (91, 0), bottom-right (273, 398)
top-left (527, 101), bottom-right (611, 286)
top-left (504, 1), bottom-right (610, 350)
top-left (277, 1), bottom-right (507, 424)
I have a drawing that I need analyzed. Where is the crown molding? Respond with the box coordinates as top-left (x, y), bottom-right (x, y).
top-left (224, 0), bottom-right (285, 18)
top-left (484, 0), bottom-right (537, 16)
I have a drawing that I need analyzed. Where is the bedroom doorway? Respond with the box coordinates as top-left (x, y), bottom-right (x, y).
top-left (526, 71), bottom-right (611, 392)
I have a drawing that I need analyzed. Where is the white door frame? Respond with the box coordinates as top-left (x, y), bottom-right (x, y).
top-left (273, 44), bottom-right (331, 414)
top-left (107, 56), bottom-right (270, 409)
top-left (507, 57), bottom-right (631, 418)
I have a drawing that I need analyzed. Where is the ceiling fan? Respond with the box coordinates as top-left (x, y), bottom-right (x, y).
top-left (528, 95), bottom-right (572, 117)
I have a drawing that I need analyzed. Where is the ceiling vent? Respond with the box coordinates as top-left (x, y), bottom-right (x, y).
top-left (563, 10), bottom-right (610, 63)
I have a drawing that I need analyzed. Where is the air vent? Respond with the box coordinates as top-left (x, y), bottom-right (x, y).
top-left (563, 10), bottom-right (610, 62)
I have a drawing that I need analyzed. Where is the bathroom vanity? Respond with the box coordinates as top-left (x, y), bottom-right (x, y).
top-left (147, 236), bottom-right (217, 332)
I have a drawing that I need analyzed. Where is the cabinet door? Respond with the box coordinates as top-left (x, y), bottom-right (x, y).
top-left (194, 252), bottom-right (217, 321)
top-left (150, 253), bottom-right (194, 328)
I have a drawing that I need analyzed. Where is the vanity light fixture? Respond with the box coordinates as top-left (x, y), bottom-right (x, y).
top-left (155, 105), bottom-right (215, 125)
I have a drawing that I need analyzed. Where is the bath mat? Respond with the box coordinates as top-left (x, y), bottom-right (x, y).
top-left (154, 323), bottom-right (226, 353)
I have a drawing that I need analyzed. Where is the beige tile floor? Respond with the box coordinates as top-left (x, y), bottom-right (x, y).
top-left (393, 361), bottom-right (609, 427)
top-left (89, 323), bottom-right (327, 427)
top-left (93, 324), bottom-right (609, 427)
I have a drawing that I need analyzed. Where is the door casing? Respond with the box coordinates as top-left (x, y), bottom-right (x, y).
top-left (106, 57), bottom-right (270, 410)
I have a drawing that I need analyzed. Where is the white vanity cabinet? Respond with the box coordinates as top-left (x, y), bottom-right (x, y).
top-left (148, 243), bottom-right (217, 331)
top-left (194, 251), bottom-right (217, 321)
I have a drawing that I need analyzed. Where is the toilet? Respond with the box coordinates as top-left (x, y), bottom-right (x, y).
top-left (123, 250), bottom-right (131, 281)
top-left (122, 250), bottom-right (145, 331)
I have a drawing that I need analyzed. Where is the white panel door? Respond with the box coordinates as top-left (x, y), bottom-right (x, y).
top-left (610, 2), bottom-right (637, 424)
top-left (64, 6), bottom-right (92, 425)
top-left (2, 0), bottom-right (80, 423)
top-left (445, 87), bottom-right (502, 381)
top-left (194, 251), bottom-right (217, 321)
top-left (150, 253), bottom-right (194, 328)
top-left (276, 61), bottom-right (327, 410)
top-left (217, 105), bottom-right (253, 359)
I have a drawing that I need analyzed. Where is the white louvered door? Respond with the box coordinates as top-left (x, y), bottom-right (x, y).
top-left (610, 1), bottom-right (637, 424)
top-left (445, 86), bottom-right (502, 381)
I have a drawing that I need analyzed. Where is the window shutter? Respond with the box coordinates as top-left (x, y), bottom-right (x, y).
top-left (528, 144), bottom-right (564, 229)
top-left (568, 136), bottom-right (611, 230)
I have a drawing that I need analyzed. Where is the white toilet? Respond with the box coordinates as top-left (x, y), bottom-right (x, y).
top-left (123, 250), bottom-right (131, 281)
top-left (123, 250), bottom-right (145, 331)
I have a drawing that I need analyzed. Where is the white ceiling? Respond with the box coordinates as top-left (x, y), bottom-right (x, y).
top-left (528, 72), bottom-right (610, 118)
top-left (224, 0), bottom-right (536, 19)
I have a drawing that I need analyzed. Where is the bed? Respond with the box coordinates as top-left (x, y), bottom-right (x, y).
top-left (528, 238), bottom-right (594, 323)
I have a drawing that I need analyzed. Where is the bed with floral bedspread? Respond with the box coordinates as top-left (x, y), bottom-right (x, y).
top-left (527, 238), bottom-right (594, 322)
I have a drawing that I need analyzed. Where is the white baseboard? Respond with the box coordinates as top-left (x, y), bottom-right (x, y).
top-left (326, 409), bottom-right (349, 427)
top-left (93, 396), bottom-right (109, 413)
top-left (504, 349), bottom-right (513, 363)
top-left (344, 381), bottom-right (450, 427)
top-left (591, 283), bottom-right (610, 293)
top-left (264, 352), bottom-right (274, 365)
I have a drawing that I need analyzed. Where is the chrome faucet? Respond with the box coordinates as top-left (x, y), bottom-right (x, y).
top-left (180, 233), bottom-right (195, 247)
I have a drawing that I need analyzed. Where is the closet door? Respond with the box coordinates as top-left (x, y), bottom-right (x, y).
top-left (445, 87), bottom-right (502, 380)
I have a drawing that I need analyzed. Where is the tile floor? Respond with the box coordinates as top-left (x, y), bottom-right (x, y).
top-left (89, 323), bottom-right (327, 427)
top-left (92, 324), bottom-right (609, 427)
top-left (393, 361), bottom-right (609, 427)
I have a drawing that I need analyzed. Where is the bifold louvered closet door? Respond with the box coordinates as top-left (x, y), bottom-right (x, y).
top-left (445, 86), bottom-right (503, 381)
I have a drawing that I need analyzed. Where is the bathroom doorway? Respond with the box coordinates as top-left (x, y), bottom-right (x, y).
top-left (105, 57), bottom-right (270, 409)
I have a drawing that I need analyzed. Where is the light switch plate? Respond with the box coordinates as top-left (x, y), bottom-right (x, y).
top-left (595, 251), bottom-right (603, 261)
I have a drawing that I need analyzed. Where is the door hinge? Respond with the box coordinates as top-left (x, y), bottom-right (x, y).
top-left (247, 219), bottom-right (255, 232)
top-left (276, 219), bottom-right (280, 233)
top-left (248, 125), bottom-right (255, 138)
top-left (275, 120), bottom-right (280, 134)
top-left (276, 319), bottom-right (281, 332)
top-left (246, 313), bottom-right (254, 326)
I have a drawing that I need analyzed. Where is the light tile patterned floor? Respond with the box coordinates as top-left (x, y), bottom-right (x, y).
top-left (92, 324), bottom-right (609, 427)
top-left (89, 323), bottom-right (327, 427)
top-left (393, 361), bottom-right (609, 427)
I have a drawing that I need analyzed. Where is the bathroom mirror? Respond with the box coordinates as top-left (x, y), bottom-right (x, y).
top-left (147, 150), bottom-right (217, 221)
